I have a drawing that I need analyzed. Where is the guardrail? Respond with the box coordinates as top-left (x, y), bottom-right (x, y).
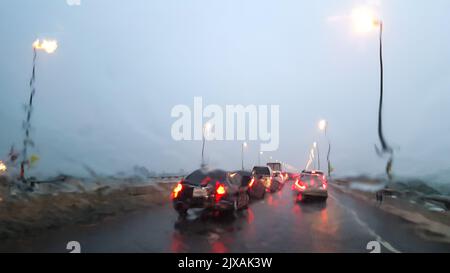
top-left (422, 195), bottom-right (450, 210)
top-left (149, 176), bottom-right (184, 180)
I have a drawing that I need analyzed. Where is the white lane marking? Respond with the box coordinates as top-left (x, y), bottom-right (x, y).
top-left (329, 193), bottom-right (401, 253)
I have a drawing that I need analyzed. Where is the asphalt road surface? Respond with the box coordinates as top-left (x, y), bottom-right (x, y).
top-left (2, 182), bottom-right (450, 253)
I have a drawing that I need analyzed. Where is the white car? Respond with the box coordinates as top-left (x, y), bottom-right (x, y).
top-left (292, 170), bottom-right (328, 202)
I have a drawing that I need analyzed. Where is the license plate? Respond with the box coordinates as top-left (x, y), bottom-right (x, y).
top-left (193, 188), bottom-right (208, 198)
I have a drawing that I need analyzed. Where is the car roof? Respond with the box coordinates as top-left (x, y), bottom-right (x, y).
top-left (301, 170), bottom-right (324, 175)
top-left (185, 168), bottom-right (229, 184)
top-left (252, 166), bottom-right (270, 170)
top-left (231, 170), bottom-right (252, 176)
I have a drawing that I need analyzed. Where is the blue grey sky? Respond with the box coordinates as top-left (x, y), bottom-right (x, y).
top-left (1, 0), bottom-right (450, 180)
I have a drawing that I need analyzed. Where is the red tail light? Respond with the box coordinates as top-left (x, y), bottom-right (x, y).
top-left (294, 179), bottom-right (306, 191)
top-left (215, 182), bottom-right (226, 202)
top-left (172, 182), bottom-right (183, 199)
top-left (216, 184), bottom-right (226, 195)
top-left (322, 183), bottom-right (327, 190)
top-left (248, 178), bottom-right (255, 188)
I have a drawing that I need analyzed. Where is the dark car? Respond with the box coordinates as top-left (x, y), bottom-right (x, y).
top-left (292, 170), bottom-right (328, 202)
top-left (172, 168), bottom-right (250, 216)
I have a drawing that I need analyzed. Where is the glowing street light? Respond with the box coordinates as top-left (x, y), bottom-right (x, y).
top-left (350, 7), bottom-right (393, 179)
top-left (258, 151), bottom-right (263, 165)
top-left (32, 39), bottom-right (58, 54)
top-left (318, 119), bottom-right (332, 176)
top-left (20, 39), bottom-right (58, 181)
top-left (350, 7), bottom-right (380, 34)
top-left (318, 119), bottom-right (327, 131)
top-left (0, 160), bottom-right (7, 174)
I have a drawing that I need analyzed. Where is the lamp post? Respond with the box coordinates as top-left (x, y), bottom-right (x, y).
top-left (258, 151), bottom-right (263, 165)
top-left (201, 122), bottom-right (211, 168)
top-left (313, 141), bottom-right (320, 170)
top-left (241, 142), bottom-right (248, 170)
top-left (19, 39), bottom-right (58, 182)
top-left (350, 7), bottom-right (393, 179)
top-left (319, 119), bottom-right (332, 176)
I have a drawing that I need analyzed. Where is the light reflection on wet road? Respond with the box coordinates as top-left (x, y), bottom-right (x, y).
top-left (2, 182), bottom-right (450, 253)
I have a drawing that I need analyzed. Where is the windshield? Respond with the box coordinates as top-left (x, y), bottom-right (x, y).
top-left (300, 174), bottom-right (324, 186)
top-left (184, 169), bottom-right (228, 186)
top-left (267, 163), bottom-right (281, 171)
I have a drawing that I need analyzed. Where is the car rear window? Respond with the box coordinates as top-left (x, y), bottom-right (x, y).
top-left (184, 170), bottom-right (207, 185)
top-left (184, 169), bottom-right (228, 186)
top-left (228, 171), bottom-right (251, 186)
top-left (267, 163), bottom-right (281, 171)
top-left (253, 167), bottom-right (270, 175)
top-left (300, 174), bottom-right (324, 186)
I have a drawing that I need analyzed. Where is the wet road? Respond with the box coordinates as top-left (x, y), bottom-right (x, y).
top-left (2, 182), bottom-right (450, 253)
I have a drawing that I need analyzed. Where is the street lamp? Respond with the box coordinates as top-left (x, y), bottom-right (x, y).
top-left (259, 151), bottom-right (263, 165)
top-left (319, 119), bottom-right (332, 177)
top-left (0, 160), bottom-right (7, 174)
top-left (351, 7), bottom-right (393, 179)
top-left (20, 39), bottom-right (58, 181)
top-left (241, 142), bottom-right (248, 170)
top-left (201, 122), bottom-right (212, 168)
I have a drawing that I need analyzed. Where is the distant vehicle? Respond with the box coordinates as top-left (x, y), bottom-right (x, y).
top-left (229, 170), bottom-right (253, 189)
top-left (249, 166), bottom-right (271, 198)
top-left (284, 172), bottom-right (300, 182)
top-left (301, 170), bottom-right (324, 176)
top-left (271, 171), bottom-right (284, 191)
top-left (267, 162), bottom-right (285, 190)
top-left (267, 162), bottom-right (282, 172)
top-left (292, 170), bottom-right (328, 201)
top-left (172, 168), bottom-right (250, 216)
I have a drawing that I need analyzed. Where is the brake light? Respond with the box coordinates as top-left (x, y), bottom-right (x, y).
top-left (322, 183), bottom-right (327, 190)
top-left (215, 182), bottom-right (226, 202)
top-left (294, 179), bottom-right (306, 191)
top-left (172, 182), bottom-right (183, 199)
top-left (248, 178), bottom-right (255, 188)
top-left (216, 184), bottom-right (226, 195)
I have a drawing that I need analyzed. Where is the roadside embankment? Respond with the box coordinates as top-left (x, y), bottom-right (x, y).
top-left (0, 176), bottom-right (178, 240)
top-left (331, 178), bottom-right (450, 243)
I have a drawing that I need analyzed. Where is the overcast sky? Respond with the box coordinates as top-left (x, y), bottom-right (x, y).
top-left (1, 0), bottom-right (449, 180)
